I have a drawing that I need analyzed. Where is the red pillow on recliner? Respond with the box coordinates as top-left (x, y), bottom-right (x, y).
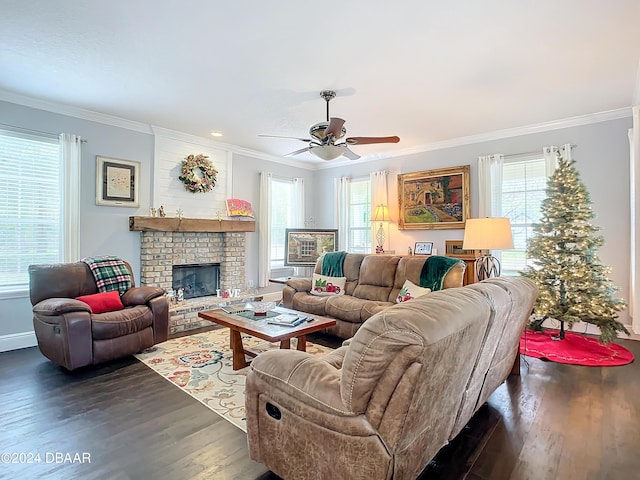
top-left (76, 291), bottom-right (124, 314)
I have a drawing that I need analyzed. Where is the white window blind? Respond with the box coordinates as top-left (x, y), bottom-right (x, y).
top-left (348, 178), bottom-right (371, 253)
top-left (500, 156), bottom-right (547, 274)
top-left (0, 129), bottom-right (62, 290)
top-left (269, 177), bottom-right (295, 269)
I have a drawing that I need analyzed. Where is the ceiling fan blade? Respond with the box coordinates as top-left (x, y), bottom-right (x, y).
top-left (338, 144), bottom-right (361, 160)
top-left (259, 134), bottom-right (312, 143)
top-left (284, 146), bottom-right (312, 157)
top-left (324, 117), bottom-right (346, 139)
top-left (346, 136), bottom-right (400, 145)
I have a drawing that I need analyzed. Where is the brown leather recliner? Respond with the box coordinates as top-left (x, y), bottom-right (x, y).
top-left (28, 261), bottom-right (169, 371)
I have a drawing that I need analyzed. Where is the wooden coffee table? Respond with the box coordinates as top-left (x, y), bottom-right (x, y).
top-left (198, 307), bottom-right (336, 370)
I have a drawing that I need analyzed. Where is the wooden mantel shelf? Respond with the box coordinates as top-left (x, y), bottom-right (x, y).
top-left (129, 216), bottom-right (256, 233)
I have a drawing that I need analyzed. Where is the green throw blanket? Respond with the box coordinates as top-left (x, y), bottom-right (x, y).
top-left (81, 256), bottom-right (132, 295)
top-left (321, 251), bottom-right (348, 277)
top-left (419, 256), bottom-right (462, 291)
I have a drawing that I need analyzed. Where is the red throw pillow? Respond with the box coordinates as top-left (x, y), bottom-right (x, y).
top-left (76, 291), bottom-right (124, 314)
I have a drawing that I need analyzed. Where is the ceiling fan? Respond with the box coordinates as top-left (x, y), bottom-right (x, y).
top-left (259, 90), bottom-right (400, 161)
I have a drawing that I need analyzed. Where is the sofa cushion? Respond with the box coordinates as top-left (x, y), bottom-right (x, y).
top-left (76, 290), bottom-right (124, 314)
top-left (91, 305), bottom-right (154, 340)
top-left (352, 255), bottom-right (400, 301)
top-left (291, 291), bottom-right (330, 316)
top-left (310, 274), bottom-right (346, 296)
top-left (396, 279), bottom-right (431, 303)
top-left (326, 295), bottom-right (393, 323)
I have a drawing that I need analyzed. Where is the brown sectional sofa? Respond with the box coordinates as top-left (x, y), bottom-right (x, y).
top-left (282, 254), bottom-right (466, 338)
top-left (246, 276), bottom-right (538, 480)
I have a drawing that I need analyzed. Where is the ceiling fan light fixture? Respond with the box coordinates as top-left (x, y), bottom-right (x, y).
top-left (311, 145), bottom-right (344, 161)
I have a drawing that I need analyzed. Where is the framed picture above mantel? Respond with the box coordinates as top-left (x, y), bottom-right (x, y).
top-left (397, 165), bottom-right (470, 229)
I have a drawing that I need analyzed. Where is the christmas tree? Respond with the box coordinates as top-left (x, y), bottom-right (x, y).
top-left (523, 152), bottom-right (628, 343)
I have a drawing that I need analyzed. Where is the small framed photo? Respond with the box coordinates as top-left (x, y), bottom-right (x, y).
top-left (96, 156), bottom-right (140, 207)
top-left (414, 241), bottom-right (433, 255)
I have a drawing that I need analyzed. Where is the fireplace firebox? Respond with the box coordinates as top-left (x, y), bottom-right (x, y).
top-left (172, 263), bottom-right (220, 299)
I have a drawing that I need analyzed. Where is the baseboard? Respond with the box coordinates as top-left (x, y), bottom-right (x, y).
top-left (0, 331), bottom-right (37, 352)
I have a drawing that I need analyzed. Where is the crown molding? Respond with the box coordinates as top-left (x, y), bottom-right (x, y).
top-left (310, 107), bottom-right (633, 170)
top-left (150, 126), bottom-right (317, 170)
top-left (0, 89), bottom-right (154, 134)
top-left (2, 89), bottom-right (631, 170)
top-left (379, 107), bottom-right (633, 160)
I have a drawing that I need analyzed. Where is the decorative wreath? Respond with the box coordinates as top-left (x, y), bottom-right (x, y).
top-left (179, 154), bottom-right (218, 193)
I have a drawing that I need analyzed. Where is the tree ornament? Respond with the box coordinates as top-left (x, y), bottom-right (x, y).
top-left (179, 154), bottom-right (218, 193)
top-left (523, 151), bottom-right (628, 343)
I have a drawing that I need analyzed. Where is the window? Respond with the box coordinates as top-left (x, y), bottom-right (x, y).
top-left (347, 178), bottom-right (371, 253)
top-left (500, 156), bottom-right (548, 274)
top-left (269, 177), bottom-right (296, 269)
top-left (0, 129), bottom-right (62, 292)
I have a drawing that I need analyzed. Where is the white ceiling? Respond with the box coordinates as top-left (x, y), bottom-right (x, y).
top-left (2, 1), bottom-right (640, 166)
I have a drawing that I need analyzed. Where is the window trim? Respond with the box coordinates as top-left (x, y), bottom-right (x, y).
top-left (347, 176), bottom-right (372, 254)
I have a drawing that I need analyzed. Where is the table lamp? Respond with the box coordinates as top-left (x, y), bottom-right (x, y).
top-left (462, 217), bottom-right (514, 280)
top-left (371, 204), bottom-right (390, 253)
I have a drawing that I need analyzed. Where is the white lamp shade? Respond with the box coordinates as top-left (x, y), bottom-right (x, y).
top-left (463, 217), bottom-right (514, 250)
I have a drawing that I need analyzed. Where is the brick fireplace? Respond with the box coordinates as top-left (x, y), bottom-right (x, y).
top-left (130, 216), bottom-right (255, 333)
top-left (139, 231), bottom-right (246, 292)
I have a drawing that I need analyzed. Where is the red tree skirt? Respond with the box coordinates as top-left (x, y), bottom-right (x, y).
top-left (520, 329), bottom-right (634, 367)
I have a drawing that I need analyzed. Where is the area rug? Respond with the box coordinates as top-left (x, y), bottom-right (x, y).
top-left (519, 329), bottom-right (634, 366)
top-left (135, 328), bottom-right (333, 432)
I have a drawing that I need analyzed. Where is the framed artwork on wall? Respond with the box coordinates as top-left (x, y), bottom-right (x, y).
top-left (397, 165), bottom-right (470, 229)
top-left (96, 156), bottom-right (140, 207)
top-left (284, 228), bottom-right (338, 267)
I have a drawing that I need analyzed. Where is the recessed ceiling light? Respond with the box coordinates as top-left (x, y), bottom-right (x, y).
top-left (210, 131), bottom-right (223, 137)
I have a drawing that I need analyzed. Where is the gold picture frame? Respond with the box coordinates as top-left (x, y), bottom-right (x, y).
top-left (96, 156), bottom-right (140, 207)
top-left (398, 165), bottom-right (470, 229)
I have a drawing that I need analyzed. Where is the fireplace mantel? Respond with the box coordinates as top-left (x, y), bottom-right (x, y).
top-left (129, 216), bottom-right (255, 233)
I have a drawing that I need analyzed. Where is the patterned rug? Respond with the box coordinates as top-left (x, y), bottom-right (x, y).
top-left (134, 328), bottom-right (333, 432)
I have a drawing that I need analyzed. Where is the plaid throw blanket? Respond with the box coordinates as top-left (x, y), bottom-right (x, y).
top-left (81, 256), bottom-right (132, 295)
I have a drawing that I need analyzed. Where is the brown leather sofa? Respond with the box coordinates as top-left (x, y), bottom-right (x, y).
top-left (28, 261), bottom-right (168, 370)
top-left (282, 254), bottom-right (466, 338)
top-left (246, 276), bottom-right (538, 480)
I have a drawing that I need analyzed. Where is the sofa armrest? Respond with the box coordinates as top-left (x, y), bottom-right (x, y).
top-left (32, 304), bottom-right (93, 370)
top-left (285, 277), bottom-right (312, 293)
top-left (148, 295), bottom-right (169, 343)
top-left (121, 286), bottom-right (164, 307)
top-left (249, 350), bottom-right (349, 415)
top-left (33, 298), bottom-right (92, 316)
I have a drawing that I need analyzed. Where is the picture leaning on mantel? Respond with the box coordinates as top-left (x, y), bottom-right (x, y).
top-left (397, 165), bottom-right (470, 229)
top-left (96, 155), bottom-right (140, 207)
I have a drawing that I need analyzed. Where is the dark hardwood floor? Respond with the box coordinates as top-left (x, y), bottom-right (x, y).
top-left (1, 331), bottom-right (639, 480)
